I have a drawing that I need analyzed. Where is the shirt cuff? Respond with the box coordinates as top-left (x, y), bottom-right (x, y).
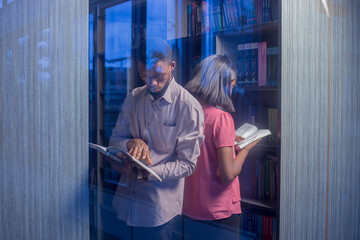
top-left (118, 139), bottom-right (130, 151)
top-left (147, 165), bottom-right (163, 181)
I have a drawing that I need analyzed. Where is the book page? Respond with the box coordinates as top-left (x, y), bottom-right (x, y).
top-left (237, 129), bottom-right (271, 149)
top-left (89, 143), bottom-right (162, 182)
top-left (235, 123), bottom-right (258, 138)
top-left (107, 146), bottom-right (162, 182)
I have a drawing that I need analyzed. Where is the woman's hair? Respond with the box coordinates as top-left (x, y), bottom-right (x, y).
top-left (185, 54), bottom-right (236, 112)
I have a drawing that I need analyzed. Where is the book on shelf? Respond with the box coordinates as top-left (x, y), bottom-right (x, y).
top-left (187, 0), bottom-right (279, 36)
top-left (235, 123), bottom-right (271, 149)
top-left (240, 210), bottom-right (277, 240)
top-left (89, 143), bottom-right (162, 182)
top-left (255, 156), bottom-right (278, 200)
top-left (237, 42), bottom-right (267, 86)
top-left (266, 46), bottom-right (279, 86)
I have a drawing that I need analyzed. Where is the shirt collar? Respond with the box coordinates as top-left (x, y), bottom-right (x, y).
top-left (145, 76), bottom-right (176, 104)
top-left (161, 77), bottom-right (176, 104)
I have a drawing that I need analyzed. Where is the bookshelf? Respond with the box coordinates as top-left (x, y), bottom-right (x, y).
top-left (183, 0), bottom-right (281, 239)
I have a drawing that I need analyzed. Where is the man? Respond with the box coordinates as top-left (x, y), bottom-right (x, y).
top-left (109, 38), bottom-right (204, 239)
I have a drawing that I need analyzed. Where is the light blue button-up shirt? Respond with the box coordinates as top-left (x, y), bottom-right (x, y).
top-left (109, 78), bottom-right (204, 227)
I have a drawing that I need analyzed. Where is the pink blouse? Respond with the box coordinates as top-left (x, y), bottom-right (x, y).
top-left (183, 105), bottom-right (241, 220)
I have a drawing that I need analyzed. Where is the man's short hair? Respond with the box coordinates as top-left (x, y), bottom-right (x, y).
top-left (138, 38), bottom-right (172, 69)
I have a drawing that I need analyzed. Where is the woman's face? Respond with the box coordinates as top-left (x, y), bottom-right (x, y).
top-left (229, 78), bottom-right (237, 95)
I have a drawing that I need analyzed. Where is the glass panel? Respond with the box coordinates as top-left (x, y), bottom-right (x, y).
top-left (89, 0), bottom-right (281, 239)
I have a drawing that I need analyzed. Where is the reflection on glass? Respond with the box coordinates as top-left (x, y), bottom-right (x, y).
top-left (146, 0), bottom-right (167, 39)
top-left (104, 2), bottom-right (132, 141)
top-left (89, 13), bottom-right (95, 146)
top-left (36, 29), bottom-right (51, 83)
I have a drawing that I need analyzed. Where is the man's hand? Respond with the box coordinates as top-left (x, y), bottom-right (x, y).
top-left (126, 139), bottom-right (152, 165)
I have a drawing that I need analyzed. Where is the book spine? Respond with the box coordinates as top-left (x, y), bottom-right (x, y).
top-left (262, 215), bottom-right (267, 240)
top-left (246, 0), bottom-right (257, 25)
top-left (231, 0), bottom-right (239, 27)
top-left (258, 213), bottom-right (263, 239)
top-left (256, 160), bottom-right (260, 197)
top-left (216, 0), bottom-right (223, 31)
top-left (258, 42), bottom-right (267, 86)
top-left (201, 1), bottom-right (210, 33)
top-left (244, 43), bottom-right (251, 84)
top-left (273, 46), bottom-right (279, 86)
top-left (187, 4), bottom-right (192, 36)
top-left (195, 3), bottom-right (202, 35)
top-left (267, 47), bottom-right (272, 85)
top-left (273, 217), bottom-right (277, 240)
top-left (269, 217), bottom-right (273, 240)
top-left (270, 159), bottom-right (275, 200)
top-left (191, 2), bottom-right (196, 36)
top-left (237, 43), bottom-right (245, 84)
top-left (264, 158), bottom-right (270, 199)
top-left (250, 42), bottom-right (258, 86)
top-left (222, 1), bottom-right (230, 29)
top-left (259, 160), bottom-right (264, 198)
top-left (236, 0), bottom-right (246, 27)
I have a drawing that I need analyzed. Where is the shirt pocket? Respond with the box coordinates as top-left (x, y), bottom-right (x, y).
top-left (151, 120), bottom-right (177, 153)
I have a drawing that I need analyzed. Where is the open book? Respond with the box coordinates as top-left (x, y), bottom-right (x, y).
top-left (235, 123), bottom-right (271, 149)
top-left (89, 143), bottom-right (162, 182)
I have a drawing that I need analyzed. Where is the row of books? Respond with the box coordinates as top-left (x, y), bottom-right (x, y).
top-left (240, 211), bottom-right (277, 240)
top-left (187, 0), bottom-right (279, 35)
top-left (255, 156), bottom-right (279, 200)
top-left (238, 106), bottom-right (278, 145)
top-left (241, 155), bottom-right (279, 201)
top-left (237, 42), bottom-right (279, 87)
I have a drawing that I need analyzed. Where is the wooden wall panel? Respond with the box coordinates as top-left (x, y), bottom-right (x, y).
top-left (0, 1), bottom-right (89, 239)
top-left (280, 1), bottom-right (330, 239)
top-left (328, 0), bottom-right (360, 239)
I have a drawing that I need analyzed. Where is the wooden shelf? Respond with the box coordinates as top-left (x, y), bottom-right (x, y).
top-left (217, 21), bottom-right (279, 37)
top-left (241, 197), bottom-right (277, 211)
top-left (255, 143), bottom-right (279, 153)
top-left (236, 85), bottom-right (279, 92)
top-left (176, 21), bottom-right (279, 42)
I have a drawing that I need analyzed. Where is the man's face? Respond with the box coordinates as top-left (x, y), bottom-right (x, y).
top-left (138, 60), bottom-right (175, 93)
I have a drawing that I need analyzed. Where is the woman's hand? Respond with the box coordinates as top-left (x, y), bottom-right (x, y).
top-left (242, 139), bottom-right (261, 152)
top-left (234, 136), bottom-right (245, 151)
top-left (235, 135), bottom-right (245, 143)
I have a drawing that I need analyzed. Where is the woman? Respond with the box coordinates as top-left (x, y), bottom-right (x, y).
top-left (182, 55), bottom-right (260, 240)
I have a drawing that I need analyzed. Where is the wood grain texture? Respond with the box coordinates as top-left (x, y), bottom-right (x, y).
top-left (328, 0), bottom-right (360, 239)
top-left (280, 1), bottom-right (330, 239)
top-left (0, 1), bottom-right (89, 239)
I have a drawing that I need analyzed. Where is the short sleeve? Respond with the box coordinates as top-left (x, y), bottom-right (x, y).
top-left (213, 112), bottom-right (236, 148)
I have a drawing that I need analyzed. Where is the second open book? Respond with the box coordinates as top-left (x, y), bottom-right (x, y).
top-left (89, 143), bottom-right (162, 182)
top-left (235, 123), bottom-right (271, 149)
